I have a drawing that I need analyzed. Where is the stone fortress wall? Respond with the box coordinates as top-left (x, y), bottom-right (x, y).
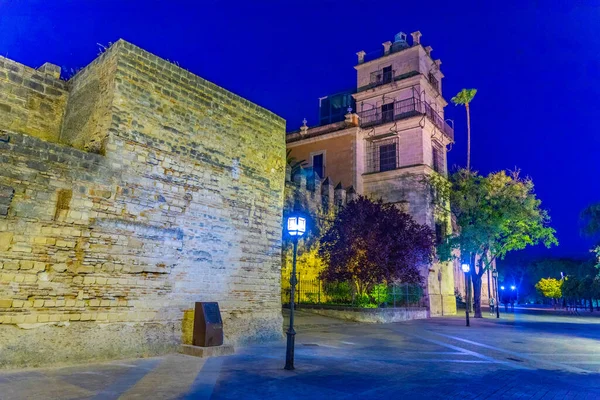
top-left (0, 57), bottom-right (67, 143)
top-left (0, 40), bottom-right (286, 368)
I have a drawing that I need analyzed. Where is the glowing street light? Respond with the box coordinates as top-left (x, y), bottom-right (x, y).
top-left (510, 285), bottom-right (516, 291)
top-left (287, 216), bottom-right (306, 237)
top-left (284, 213), bottom-right (307, 370)
top-left (461, 263), bottom-right (471, 327)
top-left (500, 286), bottom-right (505, 290)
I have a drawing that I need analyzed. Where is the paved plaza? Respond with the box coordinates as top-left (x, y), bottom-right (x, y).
top-left (1, 307), bottom-right (600, 399)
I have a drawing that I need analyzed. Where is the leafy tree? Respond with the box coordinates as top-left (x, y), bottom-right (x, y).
top-left (451, 88), bottom-right (477, 170)
top-left (535, 278), bottom-right (562, 306)
top-left (562, 276), bottom-right (580, 308)
top-left (436, 169), bottom-right (557, 317)
top-left (578, 275), bottom-right (596, 312)
top-left (593, 278), bottom-right (600, 311)
top-left (319, 196), bottom-right (434, 299)
top-left (581, 203), bottom-right (600, 266)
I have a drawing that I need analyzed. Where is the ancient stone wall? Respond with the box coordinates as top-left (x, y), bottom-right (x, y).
top-left (0, 57), bottom-right (68, 143)
top-left (0, 40), bottom-right (286, 368)
top-left (60, 48), bottom-right (118, 152)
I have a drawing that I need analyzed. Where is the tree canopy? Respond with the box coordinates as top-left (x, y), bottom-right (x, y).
top-left (436, 169), bottom-right (557, 317)
top-left (438, 169), bottom-right (557, 267)
top-left (319, 196), bottom-right (434, 297)
top-left (535, 278), bottom-right (562, 300)
top-left (451, 89), bottom-right (477, 106)
top-left (581, 203), bottom-right (600, 265)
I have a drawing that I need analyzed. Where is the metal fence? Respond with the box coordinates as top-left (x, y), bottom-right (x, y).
top-left (357, 96), bottom-right (454, 142)
top-left (281, 277), bottom-right (426, 308)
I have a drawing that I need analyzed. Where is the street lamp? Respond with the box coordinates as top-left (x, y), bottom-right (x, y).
top-left (510, 285), bottom-right (516, 290)
top-left (492, 269), bottom-right (500, 318)
top-left (461, 263), bottom-right (470, 327)
top-left (284, 214), bottom-right (306, 370)
top-left (500, 286), bottom-right (507, 312)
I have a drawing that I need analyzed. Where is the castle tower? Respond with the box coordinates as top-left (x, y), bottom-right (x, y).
top-left (354, 31), bottom-right (455, 315)
top-left (286, 31), bottom-right (458, 316)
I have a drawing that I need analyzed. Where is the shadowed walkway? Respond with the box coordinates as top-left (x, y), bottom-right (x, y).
top-left (1, 308), bottom-right (599, 399)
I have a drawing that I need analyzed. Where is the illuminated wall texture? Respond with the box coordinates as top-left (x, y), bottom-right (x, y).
top-left (0, 40), bottom-right (286, 368)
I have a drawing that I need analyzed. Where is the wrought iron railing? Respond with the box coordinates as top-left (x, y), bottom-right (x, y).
top-left (365, 135), bottom-right (399, 174)
top-left (357, 70), bottom-right (420, 92)
top-left (281, 278), bottom-right (426, 308)
top-left (358, 97), bottom-right (454, 141)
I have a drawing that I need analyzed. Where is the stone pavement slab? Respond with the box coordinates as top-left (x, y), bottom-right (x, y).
top-left (0, 308), bottom-right (599, 399)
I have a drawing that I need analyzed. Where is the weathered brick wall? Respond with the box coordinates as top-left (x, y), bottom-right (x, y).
top-left (0, 57), bottom-right (68, 143)
top-left (0, 40), bottom-right (286, 368)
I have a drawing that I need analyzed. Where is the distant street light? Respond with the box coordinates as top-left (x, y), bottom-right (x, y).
top-left (461, 263), bottom-right (471, 327)
top-left (500, 286), bottom-right (505, 290)
top-left (285, 214), bottom-right (306, 371)
top-left (511, 285), bottom-right (516, 290)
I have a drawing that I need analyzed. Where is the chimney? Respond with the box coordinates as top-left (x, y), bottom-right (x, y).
top-left (382, 41), bottom-right (392, 55)
top-left (411, 31), bottom-right (422, 45)
top-left (424, 46), bottom-right (433, 57)
top-left (356, 50), bottom-right (366, 64)
top-left (434, 59), bottom-right (442, 69)
top-left (37, 62), bottom-right (61, 80)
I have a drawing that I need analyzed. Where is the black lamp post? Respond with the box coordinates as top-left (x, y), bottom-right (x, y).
top-left (492, 269), bottom-right (500, 318)
top-left (461, 263), bottom-right (470, 327)
top-left (284, 214), bottom-right (306, 371)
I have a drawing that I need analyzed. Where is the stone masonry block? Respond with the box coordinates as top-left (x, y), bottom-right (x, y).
top-left (0, 232), bottom-right (13, 251)
top-left (0, 300), bottom-right (13, 308)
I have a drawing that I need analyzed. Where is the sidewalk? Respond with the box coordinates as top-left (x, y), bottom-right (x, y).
top-left (1, 309), bottom-right (599, 399)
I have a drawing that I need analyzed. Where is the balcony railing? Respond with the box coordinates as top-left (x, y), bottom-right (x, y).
top-left (358, 97), bottom-right (454, 141)
top-left (357, 70), bottom-right (420, 92)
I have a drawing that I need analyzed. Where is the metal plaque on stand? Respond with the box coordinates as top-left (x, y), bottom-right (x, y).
top-left (193, 302), bottom-right (223, 347)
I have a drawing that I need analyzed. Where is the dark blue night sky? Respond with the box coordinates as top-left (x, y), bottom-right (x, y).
top-left (1, 1), bottom-right (599, 257)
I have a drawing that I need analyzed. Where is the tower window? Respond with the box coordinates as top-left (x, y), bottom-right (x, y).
top-left (381, 102), bottom-right (394, 123)
top-left (429, 72), bottom-right (439, 93)
top-left (435, 222), bottom-right (446, 245)
top-left (366, 136), bottom-right (399, 173)
top-left (379, 143), bottom-right (397, 172)
top-left (432, 143), bottom-right (444, 173)
top-left (312, 153), bottom-right (324, 179)
top-left (382, 66), bottom-right (393, 84)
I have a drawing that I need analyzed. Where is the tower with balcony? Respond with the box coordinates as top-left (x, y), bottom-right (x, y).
top-left (354, 31), bottom-right (455, 315)
top-left (286, 31), bottom-right (457, 316)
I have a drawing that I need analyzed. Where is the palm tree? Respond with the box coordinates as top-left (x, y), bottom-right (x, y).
top-left (451, 89), bottom-right (477, 170)
top-left (286, 149), bottom-right (307, 176)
